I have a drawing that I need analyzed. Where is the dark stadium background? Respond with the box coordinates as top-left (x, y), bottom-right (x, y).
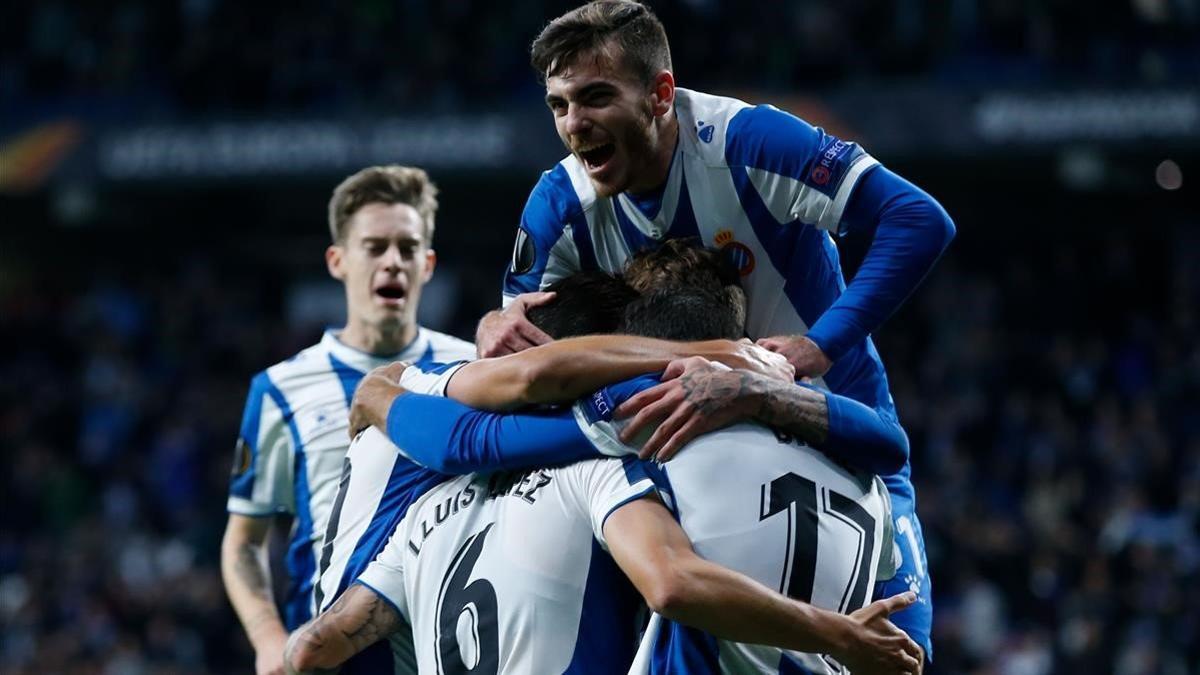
top-left (1, 1), bottom-right (1197, 673)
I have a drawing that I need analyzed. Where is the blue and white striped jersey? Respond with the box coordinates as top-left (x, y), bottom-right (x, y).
top-left (313, 362), bottom-right (469, 675)
top-left (503, 88), bottom-right (913, 502)
top-left (226, 328), bottom-right (474, 629)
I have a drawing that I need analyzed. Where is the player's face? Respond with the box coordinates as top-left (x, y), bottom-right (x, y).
top-left (327, 202), bottom-right (435, 334)
top-left (545, 57), bottom-right (661, 197)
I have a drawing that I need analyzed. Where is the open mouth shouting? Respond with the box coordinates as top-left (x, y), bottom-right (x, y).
top-left (373, 280), bottom-right (407, 308)
top-left (576, 141), bottom-right (616, 175)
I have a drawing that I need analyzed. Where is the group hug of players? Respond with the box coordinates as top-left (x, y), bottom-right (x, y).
top-left (220, 2), bottom-right (956, 673)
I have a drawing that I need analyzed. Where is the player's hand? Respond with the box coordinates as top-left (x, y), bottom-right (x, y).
top-left (724, 338), bottom-right (795, 382)
top-left (756, 334), bottom-right (832, 379)
top-left (475, 292), bottom-right (557, 357)
top-left (836, 591), bottom-right (924, 675)
top-left (255, 632), bottom-right (289, 675)
top-left (348, 362), bottom-right (409, 439)
top-left (615, 357), bottom-right (757, 462)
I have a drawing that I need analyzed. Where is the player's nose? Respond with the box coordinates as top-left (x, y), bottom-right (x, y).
top-left (563, 103), bottom-right (592, 136)
top-left (382, 245), bottom-right (405, 271)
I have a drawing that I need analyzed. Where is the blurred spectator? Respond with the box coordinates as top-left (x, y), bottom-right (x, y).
top-left (2, 0), bottom-right (1198, 118)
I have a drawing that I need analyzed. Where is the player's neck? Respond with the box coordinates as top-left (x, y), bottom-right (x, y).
top-left (338, 318), bottom-right (416, 356)
top-left (627, 116), bottom-right (679, 197)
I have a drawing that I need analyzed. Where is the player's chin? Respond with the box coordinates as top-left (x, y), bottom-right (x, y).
top-left (588, 166), bottom-right (628, 197)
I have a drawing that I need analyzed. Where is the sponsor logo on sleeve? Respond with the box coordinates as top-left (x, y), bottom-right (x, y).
top-left (231, 437), bottom-right (252, 476)
top-left (582, 388), bottom-right (617, 424)
top-left (808, 138), bottom-right (856, 192)
top-left (511, 227), bottom-right (536, 275)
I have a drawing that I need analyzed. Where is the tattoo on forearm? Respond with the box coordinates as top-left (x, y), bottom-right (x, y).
top-left (677, 369), bottom-right (829, 443)
top-left (330, 586), bottom-right (401, 649)
top-left (235, 542), bottom-right (273, 601)
top-left (757, 383), bottom-right (828, 444)
top-left (232, 542), bottom-right (283, 637)
top-left (679, 369), bottom-right (754, 416)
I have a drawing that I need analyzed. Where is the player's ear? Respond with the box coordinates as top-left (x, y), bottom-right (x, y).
top-left (649, 70), bottom-right (675, 118)
top-left (422, 249), bottom-right (437, 282)
top-left (326, 244), bottom-right (346, 281)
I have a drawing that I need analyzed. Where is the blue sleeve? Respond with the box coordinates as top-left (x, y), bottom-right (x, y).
top-left (815, 386), bottom-right (909, 475)
top-left (385, 391), bottom-right (602, 474)
top-left (501, 165), bottom-right (591, 300)
top-left (229, 372), bottom-right (270, 500)
top-left (805, 166), bottom-right (956, 361)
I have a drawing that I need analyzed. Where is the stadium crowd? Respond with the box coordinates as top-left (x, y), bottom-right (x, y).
top-left (1, 0), bottom-right (1197, 673)
top-left (0, 219), bottom-right (1195, 674)
top-left (2, 0), bottom-right (1197, 116)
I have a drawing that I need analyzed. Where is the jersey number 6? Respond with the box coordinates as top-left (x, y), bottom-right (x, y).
top-left (436, 524), bottom-right (500, 675)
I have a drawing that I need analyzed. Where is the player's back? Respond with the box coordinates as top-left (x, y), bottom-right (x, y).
top-left (651, 423), bottom-right (890, 673)
top-left (360, 457), bottom-right (655, 674)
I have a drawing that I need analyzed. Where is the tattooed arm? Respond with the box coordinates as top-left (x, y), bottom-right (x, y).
top-left (221, 514), bottom-right (289, 675)
top-left (614, 357), bottom-right (908, 473)
top-left (284, 584), bottom-right (402, 674)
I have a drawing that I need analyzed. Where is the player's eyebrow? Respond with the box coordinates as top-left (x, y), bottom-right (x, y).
top-left (546, 81), bottom-right (616, 106)
top-left (575, 82), bottom-right (616, 99)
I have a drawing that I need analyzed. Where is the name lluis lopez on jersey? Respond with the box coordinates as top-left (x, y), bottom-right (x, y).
top-left (405, 470), bottom-right (555, 556)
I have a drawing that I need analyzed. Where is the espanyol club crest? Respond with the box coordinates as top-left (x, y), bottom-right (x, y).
top-left (714, 229), bottom-right (755, 276)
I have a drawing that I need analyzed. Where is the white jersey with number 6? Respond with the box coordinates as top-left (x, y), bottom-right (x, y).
top-left (359, 457), bottom-right (655, 675)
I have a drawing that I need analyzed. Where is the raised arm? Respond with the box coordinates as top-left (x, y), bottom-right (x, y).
top-left (605, 497), bottom-right (922, 674)
top-left (447, 334), bottom-right (793, 410)
top-left (615, 357), bottom-right (908, 473)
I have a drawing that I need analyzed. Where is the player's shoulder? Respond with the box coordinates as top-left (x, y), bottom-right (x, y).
top-left (254, 339), bottom-right (329, 393)
top-left (522, 157), bottom-right (596, 238)
top-left (674, 88), bottom-right (754, 166)
top-left (682, 90), bottom-right (825, 174)
top-left (421, 328), bottom-right (476, 361)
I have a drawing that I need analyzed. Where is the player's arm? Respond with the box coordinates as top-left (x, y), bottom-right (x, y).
top-left (224, 372), bottom-right (296, 675)
top-left (221, 514), bottom-right (289, 675)
top-left (616, 357), bottom-right (908, 472)
top-left (788, 165), bottom-right (955, 372)
top-left (445, 334), bottom-right (793, 410)
top-left (348, 361), bottom-right (609, 473)
top-left (729, 105), bottom-right (954, 376)
top-left (284, 584), bottom-right (401, 674)
top-left (605, 497), bottom-right (922, 674)
top-left (384, 390), bottom-right (605, 473)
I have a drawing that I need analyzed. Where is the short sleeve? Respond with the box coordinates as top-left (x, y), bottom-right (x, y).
top-left (399, 360), bottom-right (468, 397)
top-left (725, 104), bottom-right (879, 234)
top-left (227, 372), bottom-right (296, 516)
top-left (501, 165), bottom-right (587, 303)
top-left (355, 524), bottom-right (412, 621)
top-left (577, 457), bottom-right (656, 550)
top-left (571, 375), bottom-right (661, 458)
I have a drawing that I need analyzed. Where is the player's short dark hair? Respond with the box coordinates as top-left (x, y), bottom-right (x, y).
top-left (328, 165), bottom-right (438, 244)
top-left (622, 285), bottom-right (745, 341)
top-left (530, 0), bottom-right (672, 85)
top-left (526, 271), bottom-right (640, 339)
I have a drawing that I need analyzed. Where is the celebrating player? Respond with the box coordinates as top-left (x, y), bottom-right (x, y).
top-left (476, 1), bottom-right (954, 665)
top-left (220, 166), bottom-right (474, 674)
top-left (292, 269), bottom-right (921, 674)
